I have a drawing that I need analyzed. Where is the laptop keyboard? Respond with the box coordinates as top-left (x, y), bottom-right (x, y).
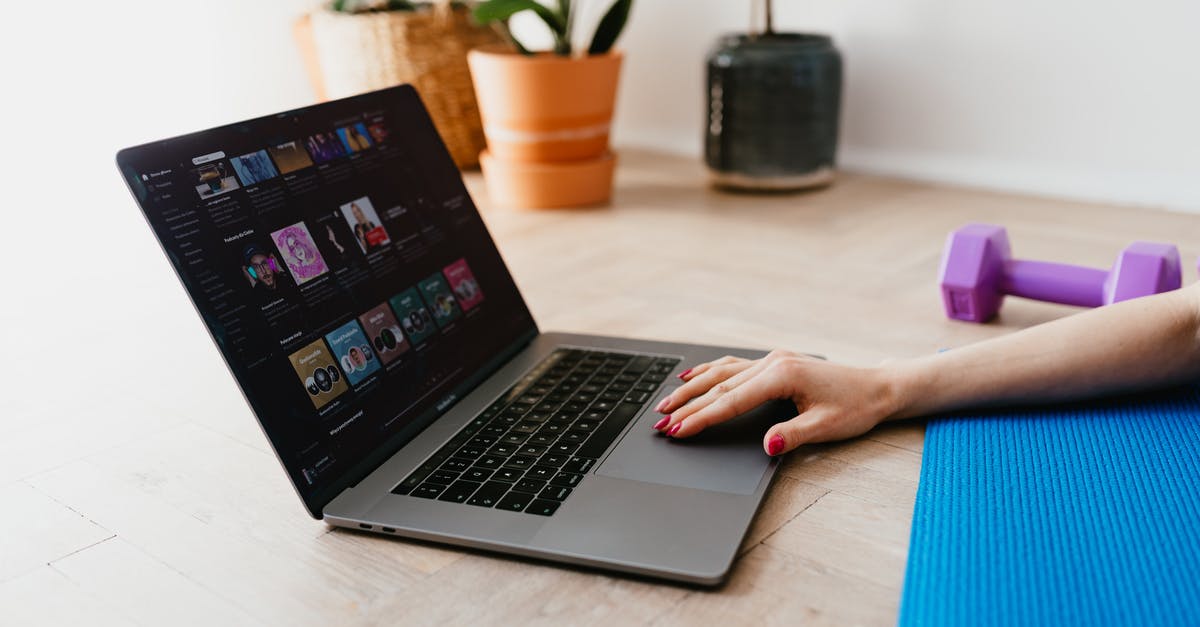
top-left (391, 348), bottom-right (680, 517)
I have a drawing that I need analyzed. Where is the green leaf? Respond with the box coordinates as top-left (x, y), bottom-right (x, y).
top-left (473, 0), bottom-right (565, 35)
top-left (587, 0), bottom-right (631, 55)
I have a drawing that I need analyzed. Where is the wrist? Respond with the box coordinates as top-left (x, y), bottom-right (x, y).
top-left (872, 358), bottom-right (925, 422)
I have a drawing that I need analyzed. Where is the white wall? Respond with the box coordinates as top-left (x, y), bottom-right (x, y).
top-left (611, 0), bottom-right (1200, 212)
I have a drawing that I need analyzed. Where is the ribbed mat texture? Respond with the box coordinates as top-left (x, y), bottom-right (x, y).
top-left (900, 387), bottom-right (1200, 626)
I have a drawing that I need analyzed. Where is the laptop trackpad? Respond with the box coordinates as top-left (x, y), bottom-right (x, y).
top-left (595, 396), bottom-right (795, 495)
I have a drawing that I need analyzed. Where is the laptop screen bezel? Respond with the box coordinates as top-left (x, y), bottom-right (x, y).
top-left (115, 85), bottom-right (540, 518)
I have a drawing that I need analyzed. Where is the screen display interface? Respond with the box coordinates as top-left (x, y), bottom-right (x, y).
top-left (117, 86), bottom-right (537, 516)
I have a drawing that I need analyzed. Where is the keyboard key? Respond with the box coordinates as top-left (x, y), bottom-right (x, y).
top-left (468, 435), bottom-right (497, 447)
top-left (497, 491), bottom-right (534, 512)
top-left (475, 455), bottom-right (505, 469)
top-left (539, 453), bottom-right (569, 467)
top-left (539, 485), bottom-right (572, 502)
top-left (411, 483), bottom-right (446, 499)
top-left (572, 420), bottom-right (598, 432)
top-left (549, 442), bottom-right (579, 456)
top-left (440, 458), bottom-right (472, 472)
top-left (467, 481), bottom-right (510, 507)
top-left (634, 381), bottom-right (658, 392)
top-left (428, 470), bottom-right (459, 485)
top-left (625, 356), bottom-right (653, 374)
top-left (438, 480), bottom-right (482, 503)
top-left (462, 467), bottom-right (493, 483)
top-left (526, 411), bottom-right (552, 423)
top-left (528, 433), bottom-right (556, 446)
top-left (525, 465), bottom-right (556, 481)
top-left (550, 472), bottom-right (583, 488)
top-left (511, 421), bottom-right (540, 434)
top-left (512, 478), bottom-right (547, 494)
top-left (642, 372), bottom-right (667, 384)
top-left (489, 443), bottom-right (518, 457)
top-left (600, 391), bottom-right (624, 402)
top-left (592, 401), bottom-right (615, 412)
top-left (538, 423), bottom-right (567, 436)
top-left (561, 431), bottom-right (588, 444)
top-left (493, 468), bottom-right (522, 482)
top-left (455, 445), bottom-right (487, 459)
top-left (501, 433), bottom-right (528, 445)
top-left (504, 455), bottom-right (537, 470)
top-left (482, 424), bottom-right (508, 436)
top-left (577, 402), bottom-right (643, 458)
top-left (624, 392), bottom-right (651, 404)
top-left (563, 457), bottom-right (596, 474)
top-left (524, 499), bottom-right (561, 517)
top-left (519, 444), bottom-right (548, 457)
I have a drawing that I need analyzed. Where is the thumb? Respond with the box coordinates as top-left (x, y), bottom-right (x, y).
top-left (763, 411), bottom-right (827, 456)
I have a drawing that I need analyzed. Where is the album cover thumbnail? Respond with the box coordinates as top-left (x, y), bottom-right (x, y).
top-left (388, 287), bottom-right (437, 345)
top-left (337, 122), bottom-right (373, 153)
top-left (230, 149), bottom-right (280, 186)
top-left (325, 319), bottom-right (382, 386)
top-left (192, 160), bottom-right (240, 200)
top-left (267, 140), bottom-right (314, 174)
top-left (339, 196), bottom-right (391, 254)
top-left (288, 339), bottom-right (348, 409)
top-left (240, 242), bottom-right (293, 294)
top-left (358, 302), bottom-right (409, 365)
top-left (305, 131), bottom-right (347, 164)
top-left (367, 122), bottom-right (388, 145)
top-left (270, 222), bottom-right (329, 286)
top-left (419, 272), bottom-right (463, 329)
top-left (443, 258), bottom-right (484, 311)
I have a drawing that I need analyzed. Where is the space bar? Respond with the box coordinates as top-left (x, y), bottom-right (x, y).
top-left (577, 402), bottom-right (644, 459)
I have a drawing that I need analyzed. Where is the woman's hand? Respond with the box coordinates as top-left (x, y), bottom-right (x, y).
top-left (652, 350), bottom-right (902, 456)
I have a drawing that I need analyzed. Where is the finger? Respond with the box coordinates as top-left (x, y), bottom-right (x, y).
top-left (661, 361), bottom-right (768, 431)
top-left (668, 367), bottom-right (791, 438)
top-left (762, 410), bottom-right (831, 456)
top-left (678, 355), bottom-right (746, 382)
top-left (657, 359), bottom-right (757, 414)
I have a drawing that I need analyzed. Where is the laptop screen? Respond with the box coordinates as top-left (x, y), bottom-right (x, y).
top-left (117, 86), bottom-right (538, 517)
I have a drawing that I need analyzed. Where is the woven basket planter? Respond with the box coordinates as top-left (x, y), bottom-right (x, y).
top-left (297, 5), bottom-right (504, 169)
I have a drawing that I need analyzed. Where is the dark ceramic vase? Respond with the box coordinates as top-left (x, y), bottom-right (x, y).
top-left (705, 33), bottom-right (843, 191)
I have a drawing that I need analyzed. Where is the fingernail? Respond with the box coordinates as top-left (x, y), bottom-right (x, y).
top-left (652, 416), bottom-right (669, 430)
top-left (667, 423), bottom-right (681, 436)
top-left (678, 368), bottom-right (693, 380)
top-left (654, 398), bottom-right (669, 413)
top-left (767, 435), bottom-right (785, 456)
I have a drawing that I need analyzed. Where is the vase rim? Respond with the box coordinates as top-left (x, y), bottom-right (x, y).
top-left (717, 32), bottom-right (834, 47)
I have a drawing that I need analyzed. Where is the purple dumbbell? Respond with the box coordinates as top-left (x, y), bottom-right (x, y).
top-left (939, 223), bottom-right (1182, 322)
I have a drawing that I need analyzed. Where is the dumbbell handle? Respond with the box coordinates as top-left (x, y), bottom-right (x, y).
top-left (1004, 260), bottom-right (1108, 308)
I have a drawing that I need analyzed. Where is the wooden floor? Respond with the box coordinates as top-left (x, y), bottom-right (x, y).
top-left (6, 150), bottom-right (1200, 625)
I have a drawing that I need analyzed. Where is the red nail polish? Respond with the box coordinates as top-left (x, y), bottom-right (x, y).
top-left (767, 435), bottom-right (785, 456)
top-left (668, 423), bottom-right (681, 436)
top-left (654, 398), bottom-right (669, 413)
top-left (652, 416), bottom-right (669, 430)
top-left (678, 368), bottom-right (693, 380)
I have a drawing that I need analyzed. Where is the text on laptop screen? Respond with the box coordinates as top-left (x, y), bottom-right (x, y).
top-left (117, 87), bottom-right (537, 515)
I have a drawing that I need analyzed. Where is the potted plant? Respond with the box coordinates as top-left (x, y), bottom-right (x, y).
top-left (294, 0), bottom-right (503, 169)
top-left (468, 0), bottom-right (633, 208)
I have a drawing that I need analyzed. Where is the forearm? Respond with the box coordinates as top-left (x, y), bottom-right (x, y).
top-left (886, 283), bottom-right (1200, 420)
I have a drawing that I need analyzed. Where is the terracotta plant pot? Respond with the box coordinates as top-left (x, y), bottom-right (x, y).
top-left (468, 48), bottom-right (623, 208)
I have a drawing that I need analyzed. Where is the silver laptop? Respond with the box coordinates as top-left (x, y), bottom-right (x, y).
top-left (116, 85), bottom-right (792, 585)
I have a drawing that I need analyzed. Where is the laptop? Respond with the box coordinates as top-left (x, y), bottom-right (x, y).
top-left (116, 85), bottom-right (792, 585)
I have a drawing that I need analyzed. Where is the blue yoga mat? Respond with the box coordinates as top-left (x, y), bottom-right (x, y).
top-left (900, 387), bottom-right (1200, 626)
